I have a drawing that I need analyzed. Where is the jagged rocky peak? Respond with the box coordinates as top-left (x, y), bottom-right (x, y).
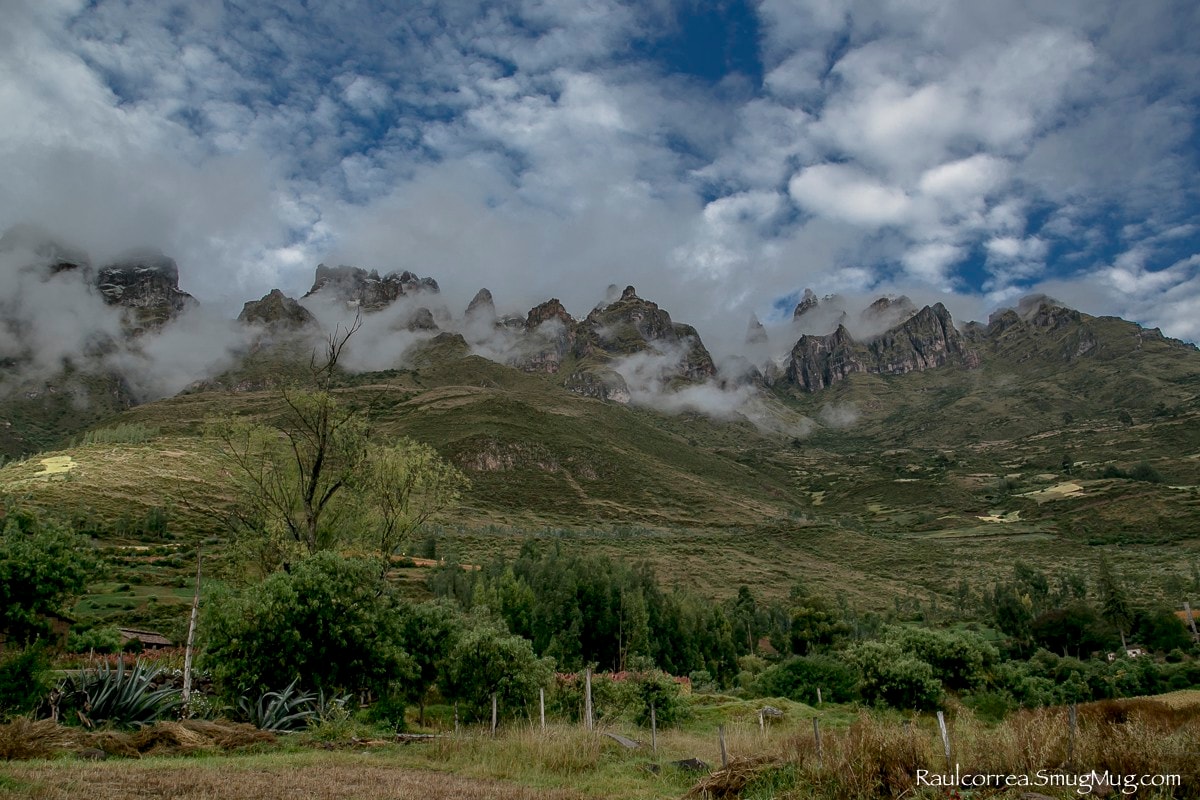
top-left (304, 263), bottom-right (438, 310)
top-left (525, 298), bottom-right (575, 330)
top-left (513, 298), bottom-right (577, 374)
top-left (97, 249), bottom-right (196, 333)
top-left (786, 324), bottom-right (864, 392)
top-left (793, 288), bottom-right (819, 320)
top-left (406, 307), bottom-right (438, 331)
top-left (784, 303), bottom-right (979, 393)
top-left (573, 285), bottom-right (716, 382)
top-left (237, 289), bottom-right (316, 331)
top-left (745, 314), bottom-right (768, 347)
top-left (861, 295), bottom-right (917, 330)
top-left (0, 225), bottom-right (91, 276)
top-left (465, 288), bottom-right (496, 320)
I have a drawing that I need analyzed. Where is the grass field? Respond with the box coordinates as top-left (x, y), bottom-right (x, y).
top-left (3, 694), bottom-right (1198, 799)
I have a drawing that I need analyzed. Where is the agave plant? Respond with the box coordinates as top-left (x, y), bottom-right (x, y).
top-left (59, 658), bottom-right (181, 727)
top-left (238, 679), bottom-right (318, 732)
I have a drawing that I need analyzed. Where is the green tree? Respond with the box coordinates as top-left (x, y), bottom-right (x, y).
top-left (0, 504), bottom-right (94, 645)
top-left (890, 627), bottom-right (996, 692)
top-left (442, 615), bottom-right (554, 723)
top-left (1097, 556), bottom-right (1134, 648)
top-left (845, 641), bottom-right (943, 710)
top-left (201, 552), bottom-right (412, 698)
top-left (397, 600), bottom-right (463, 725)
top-left (787, 582), bottom-right (850, 655)
top-left (211, 323), bottom-right (466, 575)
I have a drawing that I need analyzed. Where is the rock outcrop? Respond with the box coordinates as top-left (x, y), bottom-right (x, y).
top-left (571, 286), bottom-right (716, 382)
top-left (793, 288), bottom-right (819, 320)
top-left (745, 314), bottom-right (768, 347)
top-left (784, 303), bottom-right (978, 392)
top-left (465, 288), bottom-right (497, 321)
top-left (513, 299), bottom-right (576, 374)
top-left (237, 289), bottom-right (317, 331)
top-left (304, 264), bottom-right (438, 310)
top-left (563, 367), bottom-right (631, 404)
top-left (96, 250), bottom-right (196, 333)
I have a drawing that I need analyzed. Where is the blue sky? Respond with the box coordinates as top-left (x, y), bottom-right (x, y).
top-left (2, 0), bottom-right (1198, 348)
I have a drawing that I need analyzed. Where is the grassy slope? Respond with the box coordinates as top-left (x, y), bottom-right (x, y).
top-left (2, 315), bottom-right (1200, 627)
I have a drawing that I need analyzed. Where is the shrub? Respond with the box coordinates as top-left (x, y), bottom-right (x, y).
top-left (442, 615), bottom-right (554, 724)
top-left (66, 626), bottom-right (123, 654)
top-left (201, 552), bottom-right (412, 699)
top-left (0, 645), bottom-right (52, 719)
top-left (844, 641), bottom-right (943, 710)
top-left (754, 655), bottom-right (859, 704)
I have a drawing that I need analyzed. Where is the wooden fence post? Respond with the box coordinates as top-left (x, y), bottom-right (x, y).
top-left (650, 702), bottom-right (657, 755)
top-left (181, 550), bottom-right (202, 712)
top-left (584, 668), bottom-right (594, 732)
top-left (539, 688), bottom-right (545, 730)
top-left (816, 687), bottom-right (822, 705)
top-left (718, 725), bottom-right (728, 768)
top-left (491, 693), bottom-right (498, 736)
top-left (936, 711), bottom-right (952, 774)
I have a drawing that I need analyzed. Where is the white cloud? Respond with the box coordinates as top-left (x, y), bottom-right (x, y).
top-left (788, 164), bottom-right (911, 228)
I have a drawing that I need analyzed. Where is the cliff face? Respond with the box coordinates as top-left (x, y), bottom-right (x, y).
top-left (513, 298), bottom-right (576, 374)
top-left (304, 264), bottom-right (438, 310)
top-left (785, 325), bottom-right (867, 392)
top-left (784, 303), bottom-right (979, 392)
top-left (96, 251), bottom-right (197, 334)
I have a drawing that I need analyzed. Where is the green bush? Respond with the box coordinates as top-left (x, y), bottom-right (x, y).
top-left (442, 615), bottom-right (554, 723)
top-left (844, 641), bottom-right (943, 711)
top-left (67, 626), bottom-right (123, 654)
top-left (0, 645), bottom-right (52, 719)
top-left (366, 692), bottom-right (409, 731)
top-left (202, 552), bottom-right (413, 699)
top-left (753, 655), bottom-right (859, 704)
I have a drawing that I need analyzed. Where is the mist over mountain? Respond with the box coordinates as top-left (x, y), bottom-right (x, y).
top-left (2, 225), bottom-right (1197, 460)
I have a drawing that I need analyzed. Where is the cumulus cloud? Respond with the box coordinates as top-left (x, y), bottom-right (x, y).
top-left (0, 0), bottom-right (1195, 359)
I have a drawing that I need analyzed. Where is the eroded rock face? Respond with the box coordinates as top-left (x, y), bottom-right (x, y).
top-left (793, 288), bottom-right (819, 320)
top-left (784, 303), bottom-right (979, 392)
top-left (304, 264), bottom-right (438, 310)
top-left (96, 250), bottom-right (197, 333)
top-left (572, 286), bottom-right (716, 381)
top-left (564, 367), bottom-right (631, 404)
top-left (465, 288), bottom-right (497, 321)
top-left (513, 299), bottom-right (576, 374)
top-left (237, 289), bottom-right (317, 331)
top-left (786, 325), bottom-right (866, 392)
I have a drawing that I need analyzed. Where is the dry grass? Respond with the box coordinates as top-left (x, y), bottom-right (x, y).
top-left (0, 754), bottom-right (594, 799)
top-left (0, 719), bottom-right (274, 762)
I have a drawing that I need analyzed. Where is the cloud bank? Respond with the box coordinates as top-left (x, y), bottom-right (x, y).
top-left (0, 0), bottom-right (1196, 355)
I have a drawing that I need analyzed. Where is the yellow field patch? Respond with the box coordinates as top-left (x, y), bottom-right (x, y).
top-left (977, 510), bottom-right (1021, 523)
top-left (1019, 481), bottom-right (1084, 502)
top-left (31, 455), bottom-right (75, 480)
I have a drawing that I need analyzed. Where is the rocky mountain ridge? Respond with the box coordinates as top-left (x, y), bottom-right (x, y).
top-left (3, 228), bottom-right (1199, 459)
